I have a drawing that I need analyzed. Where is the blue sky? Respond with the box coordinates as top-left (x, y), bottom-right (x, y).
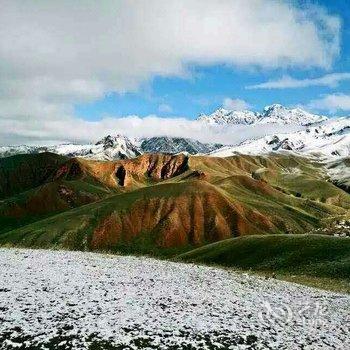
top-left (1, 0), bottom-right (350, 144)
top-left (74, 1), bottom-right (350, 121)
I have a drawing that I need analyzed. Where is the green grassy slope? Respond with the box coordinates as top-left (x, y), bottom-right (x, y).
top-left (178, 234), bottom-right (350, 292)
top-left (0, 152), bottom-right (67, 198)
top-left (0, 179), bottom-right (115, 233)
top-left (0, 152), bottom-right (349, 258)
top-left (0, 181), bottom-right (261, 254)
top-left (0, 178), bottom-right (347, 256)
top-left (0, 153), bottom-right (121, 233)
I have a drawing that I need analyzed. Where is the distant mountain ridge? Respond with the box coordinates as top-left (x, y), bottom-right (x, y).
top-left (0, 104), bottom-right (349, 160)
top-left (197, 108), bottom-right (260, 125)
top-left (140, 137), bottom-right (222, 155)
top-left (197, 104), bottom-right (327, 126)
top-left (0, 135), bottom-right (223, 161)
top-left (0, 135), bottom-right (142, 161)
top-left (211, 116), bottom-right (350, 158)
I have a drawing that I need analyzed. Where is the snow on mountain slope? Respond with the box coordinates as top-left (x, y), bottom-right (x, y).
top-left (211, 117), bottom-right (350, 158)
top-left (197, 108), bottom-right (260, 125)
top-left (0, 135), bottom-right (142, 161)
top-left (259, 104), bottom-right (327, 125)
top-left (140, 136), bottom-right (222, 155)
top-left (198, 104), bottom-right (327, 126)
top-left (50, 135), bottom-right (142, 161)
top-left (92, 135), bottom-right (142, 160)
top-left (0, 105), bottom-right (348, 160)
top-left (0, 145), bottom-right (47, 158)
top-left (0, 135), bottom-right (221, 160)
top-left (326, 157), bottom-right (350, 192)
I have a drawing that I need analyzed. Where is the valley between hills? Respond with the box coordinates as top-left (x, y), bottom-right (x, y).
top-left (0, 151), bottom-right (349, 292)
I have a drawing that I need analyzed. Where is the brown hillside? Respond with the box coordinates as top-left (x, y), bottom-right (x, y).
top-left (90, 181), bottom-right (273, 251)
top-left (1, 182), bottom-right (100, 218)
top-left (55, 153), bottom-right (189, 188)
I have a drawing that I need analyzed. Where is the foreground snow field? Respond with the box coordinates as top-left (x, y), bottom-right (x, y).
top-left (0, 249), bottom-right (349, 349)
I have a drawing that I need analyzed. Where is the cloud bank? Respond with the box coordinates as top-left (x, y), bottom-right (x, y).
top-left (222, 98), bottom-right (251, 110)
top-left (307, 94), bottom-right (350, 113)
top-left (0, 114), bottom-right (302, 147)
top-left (247, 73), bottom-right (350, 89)
top-left (0, 0), bottom-right (341, 144)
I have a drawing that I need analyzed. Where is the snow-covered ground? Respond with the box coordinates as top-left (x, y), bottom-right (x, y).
top-left (0, 249), bottom-right (349, 349)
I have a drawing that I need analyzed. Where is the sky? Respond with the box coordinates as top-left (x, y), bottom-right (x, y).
top-left (0, 0), bottom-right (350, 145)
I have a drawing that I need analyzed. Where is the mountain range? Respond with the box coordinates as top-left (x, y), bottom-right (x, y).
top-left (197, 103), bottom-right (327, 126)
top-left (0, 104), bottom-right (349, 161)
top-left (0, 135), bottom-right (223, 161)
top-left (212, 116), bottom-right (350, 158)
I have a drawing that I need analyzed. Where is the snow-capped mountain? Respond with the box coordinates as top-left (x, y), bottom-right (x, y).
top-left (93, 135), bottom-right (142, 160)
top-left (47, 135), bottom-right (142, 161)
top-left (1, 104), bottom-right (349, 160)
top-left (210, 116), bottom-right (350, 158)
top-left (0, 145), bottom-right (48, 158)
top-left (197, 104), bottom-right (349, 159)
top-left (0, 135), bottom-right (142, 161)
top-left (140, 137), bottom-right (222, 155)
top-left (0, 135), bottom-right (222, 160)
top-left (259, 104), bottom-right (327, 125)
top-left (197, 108), bottom-right (260, 125)
top-left (198, 104), bottom-right (327, 126)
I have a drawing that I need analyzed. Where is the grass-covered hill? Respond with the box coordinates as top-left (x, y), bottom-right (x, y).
top-left (0, 152), bottom-right (349, 256)
top-left (0, 153), bottom-right (119, 233)
top-left (0, 152), bottom-right (67, 198)
top-left (178, 234), bottom-right (350, 292)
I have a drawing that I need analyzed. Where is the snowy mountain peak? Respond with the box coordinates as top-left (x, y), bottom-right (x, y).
top-left (260, 104), bottom-right (327, 126)
top-left (140, 136), bottom-right (222, 155)
top-left (93, 134), bottom-right (141, 159)
top-left (96, 134), bottom-right (131, 148)
top-left (210, 116), bottom-right (350, 158)
top-left (0, 135), bottom-right (223, 160)
top-left (197, 108), bottom-right (259, 125)
top-left (262, 103), bottom-right (283, 112)
top-left (198, 104), bottom-right (327, 126)
top-left (0, 108), bottom-right (348, 161)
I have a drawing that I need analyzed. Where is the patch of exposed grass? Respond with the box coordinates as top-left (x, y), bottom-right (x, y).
top-left (177, 234), bottom-right (350, 293)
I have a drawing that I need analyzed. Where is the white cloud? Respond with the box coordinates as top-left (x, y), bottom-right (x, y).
top-left (158, 104), bottom-right (173, 113)
top-left (247, 73), bottom-right (350, 89)
top-left (307, 93), bottom-right (350, 112)
top-left (0, 114), bottom-right (301, 147)
top-left (223, 98), bottom-right (250, 110)
top-left (0, 0), bottom-right (341, 144)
